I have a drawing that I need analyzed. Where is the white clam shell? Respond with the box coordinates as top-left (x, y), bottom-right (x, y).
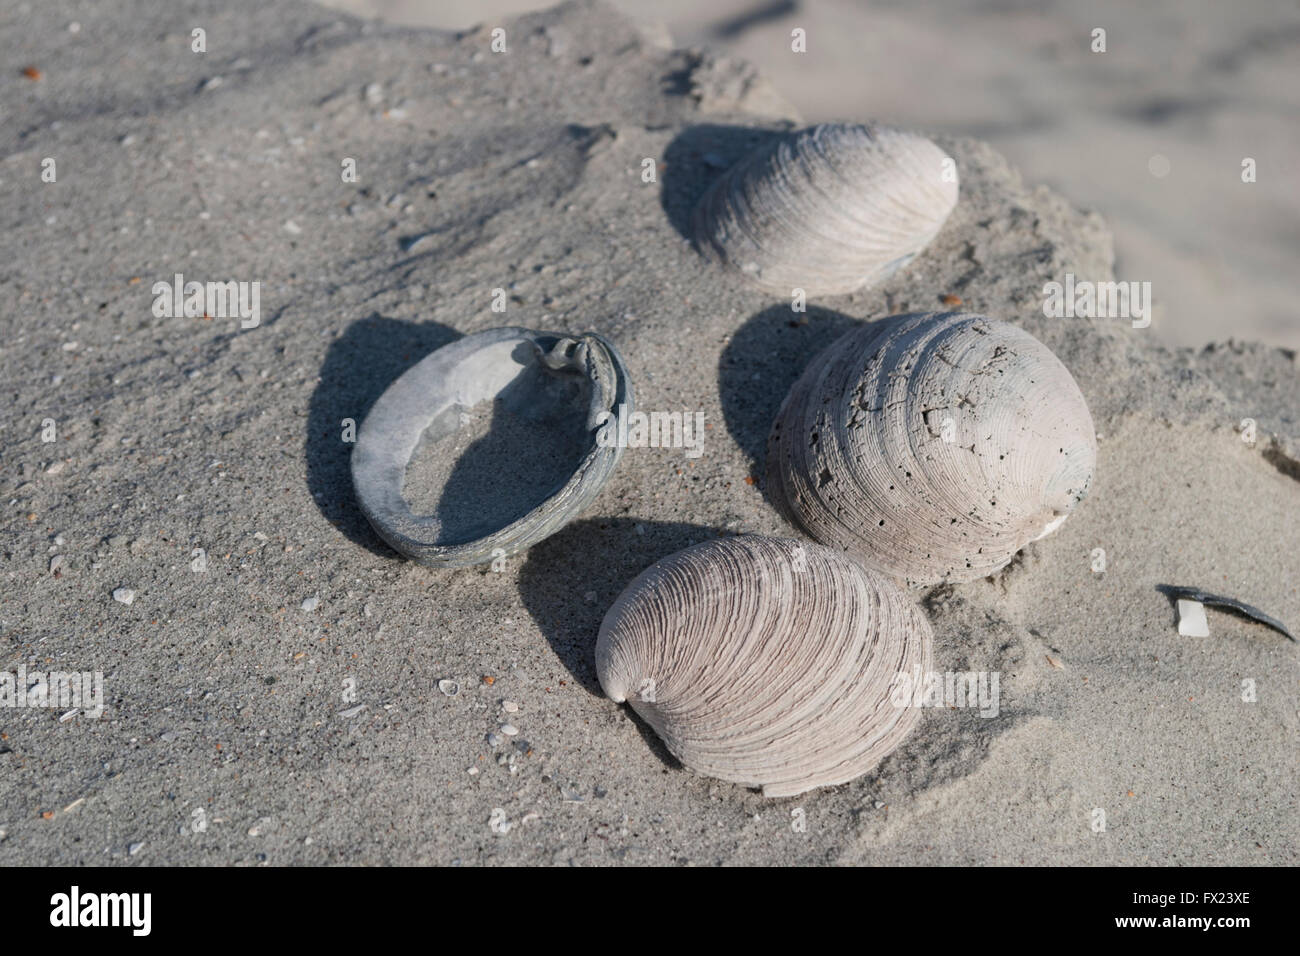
top-left (351, 327), bottom-right (633, 568)
top-left (596, 535), bottom-right (933, 797)
top-left (692, 123), bottom-right (958, 296)
top-left (766, 312), bottom-right (1098, 586)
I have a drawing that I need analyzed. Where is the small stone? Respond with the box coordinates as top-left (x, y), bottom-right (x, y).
top-left (45, 461), bottom-right (65, 475)
top-left (437, 679), bottom-right (460, 697)
top-left (502, 700), bottom-right (518, 713)
top-left (544, 27), bottom-right (569, 57)
top-left (337, 704), bottom-right (366, 719)
top-left (401, 233), bottom-right (434, 253)
top-left (284, 220), bottom-right (302, 235)
top-left (486, 732), bottom-right (504, 747)
top-left (500, 724), bottom-right (519, 736)
top-left (300, 596), bottom-right (319, 612)
top-left (112, 587), bottom-right (135, 605)
top-left (128, 842), bottom-right (144, 856)
top-left (49, 555), bottom-right (64, 575)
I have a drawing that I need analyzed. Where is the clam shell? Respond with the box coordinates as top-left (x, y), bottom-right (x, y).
top-left (596, 535), bottom-right (933, 797)
top-left (692, 123), bottom-right (958, 296)
top-left (351, 327), bottom-right (633, 568)
top-left (766, 312), bottom-right (1097, 586)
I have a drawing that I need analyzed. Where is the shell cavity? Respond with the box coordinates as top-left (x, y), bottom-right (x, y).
top-left (692, 123), bottom-right (958, 296)
top-left (596, 535), bottom-right (933, 797)
top-left (351, 326), bottom-right (633, 568)
top-left (766, 312), bottom-right (1097, 586)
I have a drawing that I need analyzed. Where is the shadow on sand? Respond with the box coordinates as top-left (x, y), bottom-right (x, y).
top-left (659, 122), bottom-right (787, 241)
top-left (716, 303), bottom-right (863, 484)
top-left (518, 516), bottom-right (724, 769)
top-left (305, 314), bottom-right (461, 557)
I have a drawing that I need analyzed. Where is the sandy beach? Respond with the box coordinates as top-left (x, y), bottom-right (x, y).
top-left (332, 0), bottom-right (1300, 352)
top-left (0, 0), bottom-right (1296, 865)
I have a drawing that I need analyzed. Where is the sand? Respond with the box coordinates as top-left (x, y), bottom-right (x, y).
top-left (0, 0), bottom-right (1296, 865)
top-left (330, 0), bottom-right (1300, 353)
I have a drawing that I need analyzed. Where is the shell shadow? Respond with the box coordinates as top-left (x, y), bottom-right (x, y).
top-left (412, 359), bottom-right (595, 545)
top-left (717, 304), bottom-right (862, 481)
top-left (659, 122), bottom-right (787, 241)
top-left (305, 314), bottom-right (461, 557)
top-left (517, 517), bottom-right (720, 769)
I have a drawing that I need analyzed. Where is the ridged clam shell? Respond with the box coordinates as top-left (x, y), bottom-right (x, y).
top-left (351, 327), bottom-right (633, 568)
top-left (767, 312), bottom-right (1097, 586)
top-left (596, 535), bottom-right (933, 797)
top-left (692, 123), bottom-right (958, 296)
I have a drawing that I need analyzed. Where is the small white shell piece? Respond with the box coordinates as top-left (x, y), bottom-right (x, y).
top-left (1177, 600), bottom-right (1209, 637)
top-left (766, 312), bottom-right (1098, 586)
top-left (596, 535), bottom-right (933, 797)
top-left (692, 123), bottom-right (958, 296)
